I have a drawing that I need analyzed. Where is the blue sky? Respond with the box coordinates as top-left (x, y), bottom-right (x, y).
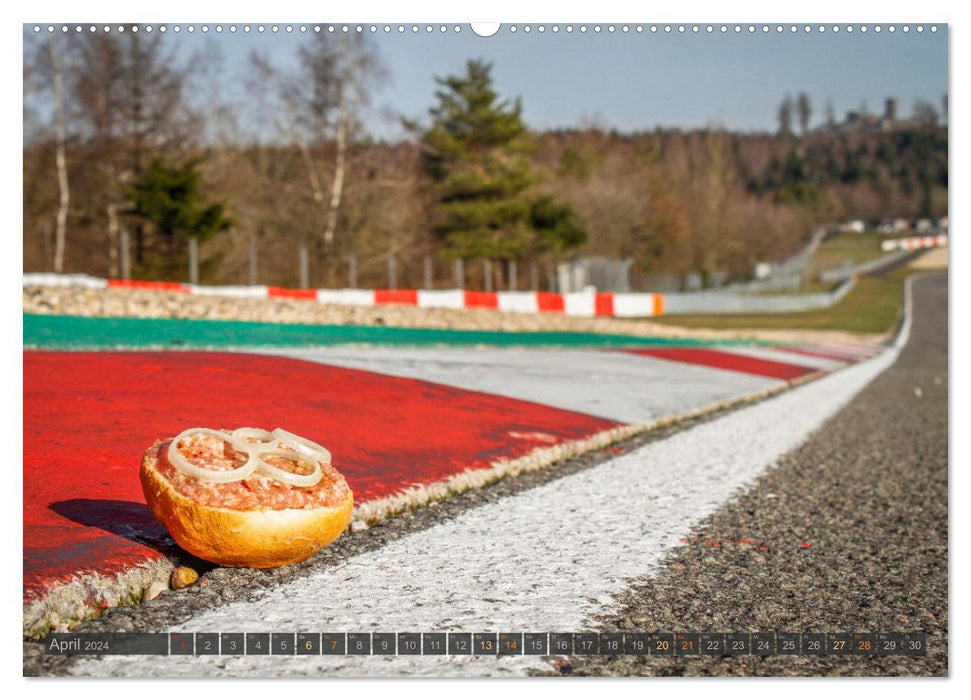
top-left (23, 22), bottom-right (949, 141)
top-left (174, 23), bottom-right (948, 140)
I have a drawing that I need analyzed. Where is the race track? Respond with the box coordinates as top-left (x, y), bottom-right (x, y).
top-left (23, 274), bottom-right (946, 677)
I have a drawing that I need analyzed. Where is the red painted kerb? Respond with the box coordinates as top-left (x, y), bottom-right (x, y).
top-left (624, 347), bottom-right (817, 381)
top-left (23, 351), bottom-right (618, 601)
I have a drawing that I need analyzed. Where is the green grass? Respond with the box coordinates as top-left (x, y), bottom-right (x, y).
top-left (651, 267), bottom-right (912, 335)
top-left (813, 231), bottom-right (889, 271)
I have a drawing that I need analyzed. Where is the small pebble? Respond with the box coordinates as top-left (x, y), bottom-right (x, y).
top-left (914, 387), bottom-right (923, 398)
top-left (171, 566), bottom-right (200, 590)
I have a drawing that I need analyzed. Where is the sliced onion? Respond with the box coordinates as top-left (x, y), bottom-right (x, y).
top-left (254, 448), bottom-right (322, 487)
top-left (272, 428), bottom-right (332, 465)
top-left (166, 427), bottom-right (329, 487)
top-left (167, 428), bottom-right (259, 483)
top-left (231, 427), bottom-right (276, 447)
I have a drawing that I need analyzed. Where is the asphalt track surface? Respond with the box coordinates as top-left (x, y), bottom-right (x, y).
top-left (23, 274), bottom-right (945, 677)
top-left (534, 272), bottom-right (948, 676)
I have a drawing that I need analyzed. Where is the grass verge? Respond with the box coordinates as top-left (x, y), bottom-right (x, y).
top-left (651, 267), bottom-right (913, 335)
top-left (812, 230), bottom-right (889, 270)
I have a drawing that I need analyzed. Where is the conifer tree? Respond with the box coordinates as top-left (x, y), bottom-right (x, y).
top-left (125, 156), bottom-right (232, 279)
top-left (421, 60), bottom-right (585, 267)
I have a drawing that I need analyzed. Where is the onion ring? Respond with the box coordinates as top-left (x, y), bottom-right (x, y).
top-left (167, 428), bottom-right (259, 483)
top-left (167, 427), bottom-right (330, 487)
top-left (231, 427), bottom-right (277, 447)
top-left (271, 428), bottom-right (332, 465)
top-left (254, 448), bottom-right (322, 487)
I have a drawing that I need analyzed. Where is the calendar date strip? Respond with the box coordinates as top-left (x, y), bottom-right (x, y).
top-left (43, 631), bottom-right (927, 657)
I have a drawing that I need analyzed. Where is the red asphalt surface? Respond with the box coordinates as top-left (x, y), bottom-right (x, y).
top-left (623, 347), bottom-right (818, 381)
top-left (23, 351), bottom-right (618, 601)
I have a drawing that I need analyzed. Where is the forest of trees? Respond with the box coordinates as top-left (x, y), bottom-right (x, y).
top-left (23, 31), bottom-right (949, 291)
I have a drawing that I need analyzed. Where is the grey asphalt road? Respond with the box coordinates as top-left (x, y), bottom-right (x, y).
top-left (534, 271), bottom-right (948, 677)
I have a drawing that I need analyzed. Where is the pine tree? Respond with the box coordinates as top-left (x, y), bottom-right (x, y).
top-left (124, 156), bottom-right (232, 279)
top-left (421, 60), bottom-right (585, 266)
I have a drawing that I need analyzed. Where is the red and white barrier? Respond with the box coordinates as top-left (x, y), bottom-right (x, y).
top-left (881, 234), bottom-right (948, 252)
top-left (23, 274), bottom-right (666, 318)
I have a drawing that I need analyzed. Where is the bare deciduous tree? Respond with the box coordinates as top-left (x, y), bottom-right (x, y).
top-left (68, 29), bottom-right (191, 275)
top-left (24, 33), bottom-right (74, 273)
top-left (48, 36), bottom-right (70, 273)
top-left (249, 34), bottom-right (386, 260)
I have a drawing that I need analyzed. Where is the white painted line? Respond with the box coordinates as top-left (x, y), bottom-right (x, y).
top-left (612, 293), bottom-right (657, 318)
top-left (188, 285), bottom-right (269, 299)
top-left (815, 343), bottom-right (881, 360)
top-left (316, 289), bottom-right (375, 306)
top-left (417, 289), bottom-right (465, 309)
top-left (23, 273), bottom-right (107, 289)
top-left (563, 290), bottom-right (595, 317)
top-left (258, 347), bottom-right (779, 424)
top-left (497, 292), bottom-right (539, 314)
top-left (72, 335), bottom-right (902, 678)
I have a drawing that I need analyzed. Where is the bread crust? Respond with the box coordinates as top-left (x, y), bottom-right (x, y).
top-left (140, 445), bottom-right (353, 568)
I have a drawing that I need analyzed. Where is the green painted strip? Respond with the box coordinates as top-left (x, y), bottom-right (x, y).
top-left (23, 314), bottom-right (757, 350)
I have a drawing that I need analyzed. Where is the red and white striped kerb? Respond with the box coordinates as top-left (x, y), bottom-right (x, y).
top-left (24, 274), bottom-right (666, 318)
top-left (881, 234), bottom-right (948, 252)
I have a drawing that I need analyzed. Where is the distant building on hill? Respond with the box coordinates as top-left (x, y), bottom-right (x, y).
top-left (823, 97), bottom-right (938, 134)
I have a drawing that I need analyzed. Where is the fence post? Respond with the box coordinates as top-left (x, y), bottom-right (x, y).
top-left (530, 262), bottom-right (538, 291)
top-left (508, 260), bottom-right (517, 290)
top-left (41, 222), bottom-right (52, 271)
top-left (387, 253), bottom-right (396, 289)
top-left (120, 228), bottom-right (131, 280)
top-left (348, 253), bottom-right (357, 288)
top-left (483, 260), bottom-right (492, 292)
top-left (248, 239), bottom-right (257, 286)
top-left (299, 245), bottom-right (309, 289)
top-left (423, 255), bottom-right (433, 290)
top-left (455, 258), bottom-right (464, 289)
top-left (188, 237), bottom-right (199, 285)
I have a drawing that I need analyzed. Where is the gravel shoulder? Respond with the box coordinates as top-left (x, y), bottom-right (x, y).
top-left (22, 286), bottom-right (889, 347)
top-left (533, 272), bottom-right (948, 677)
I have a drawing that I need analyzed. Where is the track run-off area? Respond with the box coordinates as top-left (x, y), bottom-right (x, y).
top-left (23, 273), bottom-right (947, 676)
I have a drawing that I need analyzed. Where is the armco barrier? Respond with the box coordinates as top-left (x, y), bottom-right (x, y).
top-left (818, 248), bottom-right (913, 284)
top-left (661, 276), bottom-right (856, 315)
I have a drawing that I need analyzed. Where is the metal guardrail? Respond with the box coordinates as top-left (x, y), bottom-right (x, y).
top-left (662, 276), bottom-right (856, 315)
top-left (817, 249), bottom-right (914, 284)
